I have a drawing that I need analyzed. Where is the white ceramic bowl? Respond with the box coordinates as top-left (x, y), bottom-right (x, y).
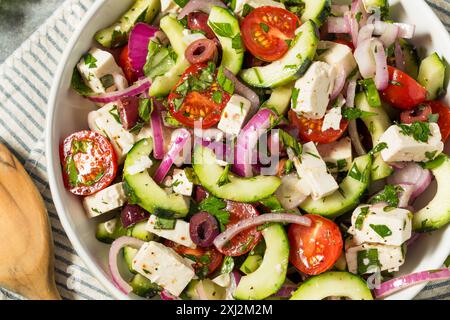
top-left (46, 0), bottom-right (450, 300)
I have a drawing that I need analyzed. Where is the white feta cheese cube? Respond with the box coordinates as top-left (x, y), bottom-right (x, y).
top-left (82, 183), bottom-right (126, 218)
top-left (218, 94), bottom-right (252, 136)
top-left (379, 123), bottom-right (444, 163)
top-left (172, 169), bottom-right (194, 196)
top-left (132, 241), bottom-right (195, 296)
top-left (88, 102), bottom-right (136, 163)
top-left (317, 41), bottom-right (357, 78)
top-left (348, 205), bottom-right (412, 246)
top-left (346, 243), bottom-right (405, 274)
top-left (275, 173), bottom-right (311, 210)
top-left (317, 137), bottom-right (353, 172)
top-left (292, 62), bottom-right (336, 119)
top-left (146, 215), bottom-right (196, 249)
top-left (289, 142), bottom-right (339, 200)
top-left (233, 0), bottom-right (285, 15)
top-left (322, 107), bottom-right (343, 132)
top-left (160, 0), bottom-right (182, 15)
top-left (77, 48), bottom-right (126, 94)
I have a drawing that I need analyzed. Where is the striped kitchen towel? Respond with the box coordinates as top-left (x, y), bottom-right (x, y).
top-left (0, 0), bottom-right (449, 300)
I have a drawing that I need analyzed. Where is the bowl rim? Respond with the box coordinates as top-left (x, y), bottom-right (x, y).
top-left (46, 0), bottom-right (449, 300)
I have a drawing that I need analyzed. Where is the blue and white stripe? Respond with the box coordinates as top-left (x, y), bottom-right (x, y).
top-left (0, 0), bottom-right (448, 300)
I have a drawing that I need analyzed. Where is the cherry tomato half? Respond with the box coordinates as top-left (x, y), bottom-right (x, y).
top-left (60, 130), bottom-right (117, 196)
top-left (429, 100), bottom-right (450, 141)
top-left (217, 201), bottom-right (262, 257)
top-left (241, 6), bottom-right (301, 62)
top-left (400, 104), bottom-right (432, 124)
top-left (119, 45), bottom-right (138, 84)
top-left (165, 240), bottom-right (223, 276)
top-left (168, 63), bottom-right (231, 128)
top-left (381, 66), bottom-right (427, 110)
top-left (288, 214), bottom-right (343, 276)
top-left (288, 110), bottom-right (349, 144)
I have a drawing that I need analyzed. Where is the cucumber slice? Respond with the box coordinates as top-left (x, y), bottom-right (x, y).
top-left (240, 20), bottom-right (319, 88)
top-left (234, 224), bottom-right (289, 300)
top-left (399, 39), bottom-right (420, 79)
top-left (355, 92), bottom-right (393, 181)
top-left (148, 16), bottom-right (191, 97)
top-left (124, 139), bottom-right (190, 218)
top-left (183, 280), bottom-right (200, 300)
top-left (126, 221), bottom-right (155, 241)
top-left (413, 155), bottom-right (450, 232)
top-left (261, 84), bottom-right (294, 115)
top-left (290, 271), bottom-right (373, 300)
top-left (94, 0), bottom-right (160, 48)
top-left (418, 52), bottom-right (447, 100)
top-left (95, 217), bottom-right (127, 244)
top-left (192, 146), bottom-right (281, 203)
top-left (301, 0), bottom-right (331, 27)
top-left (300, 154), bottom-right (372, 218)
top-left (208, 6), bottom-right (244, 75)
top-left (123, 247), bottom-right (138, 273)
top-left (240, 255), bottom-right (263, 275)
top-left (130, 274), bottom-right (161, 298)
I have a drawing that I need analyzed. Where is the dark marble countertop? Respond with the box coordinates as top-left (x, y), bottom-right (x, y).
top-left (0, 0), bottom-right (66, 63)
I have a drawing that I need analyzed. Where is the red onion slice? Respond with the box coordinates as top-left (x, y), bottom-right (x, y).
top-left (357, 24), bottom-right (375, 45)
top-left (371, 39), bottom-right (389, 90)
top-left (326, 16), bottom-right (350, 33)
top-left (395, 23), bottom-right (416, 39)
top-left (346, 79), bottom-right (357, 108)
top-left (153, 128), bottom-right (191, 184)
top-left (128, 23), bottom-right (161, 77)
top-left (397, 183), bottom-right (415, 208)
top-left (225, 271), bottom-right (241, 300)
top-left (223, 69), bottom-right (260, 114)
top-left (354, 39), bottom-right (376, 79)
top-left (345, 11), bottom-right (359, 46)
top-left (178, 0), bottom-right (227, 19)
top-left (108, 236), bottom-right (145, 294)
top-left (394, 40), bottom-right (406, 71)
top-left (87, 78), bottom-right (151, 104)
top-left (387, 163), bottom-right (432, 201)
top-left (213, 214), bottom-right (311, 250)
top-left (330, 67), bottom-right (347, 100)
top-left (373, 269), bottom-right (450, 299)
top-left (150, 109), bottom-right (165, 160)
top-left (233, 109), bottom-right (277, 177)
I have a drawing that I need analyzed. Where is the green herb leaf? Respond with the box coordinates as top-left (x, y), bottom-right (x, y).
top-left (212, 90), bottom-right (223, 104)
top-left (342, 108), bottom-right (378, 120)
top-left (109, 105), bottom-right (122, 124)
top-left (359, 79), bottom-right (381, 108)
top-left (260, 22), bottom-right (270, 33)
top-left (355, 206), bottom-right (370, 230)
top-left (173, 0), bottom-right (189, 7)
top-left (220, 256), bottom-right (235, 274)
top-left (198, 196), bottom-right (230, 232)
top-left (144, 40), bottom-right (177, 81)
top-left (209, 22), bottom-right (234, 38)
top-left (397, 121), bottom-right (432, 143)
top-left (357, 249), bottom-right (381, 274)
top-left (217, 164), bottom-right (231, 187)
top-left (71, 140), bottom-right (91, 154)
top-left (154, 217), bottom-right (177, 230)
top-left (369, 142), bottom-right (388, 155)
top-left (370, 224), bottom-right (393, 238)
top-left (138, 98), bottom-right (153, 122)
top-left (231, 34), bottom-right (243, 52)
top-left (100, 74), bottom-right (114, 89)
top-left (71, 67), bottom-right (94, 96)
top-left (279, 129), bottom-right (302, 157)
top-left (217, 66), bottom-right (235, 94)
top-left (291, 87), bottom-right (300, 107)
top-left (84, 53), bottom-right (97, 68)
top-left (428, 113), bottom-right (439, 123)
top-left (242, 4), bottom-right (254, 17)
top-left (66, 156), bottom-right (79, 187)
top-left (369, 184), bottom-right (404, 207)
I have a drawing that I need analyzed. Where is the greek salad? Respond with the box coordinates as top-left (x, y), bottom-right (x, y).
top-left (62, 0), bottom-right (450, 300)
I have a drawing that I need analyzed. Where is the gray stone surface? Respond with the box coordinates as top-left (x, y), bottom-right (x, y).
top-left (0, 0), bottom-right (66, 63)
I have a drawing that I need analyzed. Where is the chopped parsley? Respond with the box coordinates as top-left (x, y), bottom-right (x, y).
top-left (291, 87), bottom-right (300, 107)
top-left (100, 74), bottom-right (114, 89)
top-left (198, 196), bottom-right (230, 232)
top-left (369, 142), bottom-right (388, 155)
top-left (242, 4), bottom-right (254, 17)
top-left (279, 129), bottom-right (302, 157)
top-left (370, 224), bottom-right (393, 238)
top-left (260, 23), bottom-right (270, 33)
top-left (357, 249), bottom-right (381, 274)
top-left (108, 105), bottom-right (122, 124)
top-left (348, 162), bottom-right (368, 183)
top-left (359, 79), bottom-right (381, 108)
top-left (369, 184), bottom-right (404, 207)
top-left (355, 206), bottom-right (370, 230)
top-left (154, 217), bottom-right (177, 230)
top-left (285, 159), bottom-right (294, 174)
top-left (428, 113), bottom-right (439, 123)
top-left (208, 22), bottom-right (234, 38)
top-left (220, 256), bottom-right (235, 274)
top-left (425, 150), bottom-right (438, 161)
top-left (212, 90), bottom-right (223, 104)
top-left (217, 164), bottom-right (231, 187)
top-left (71, 140), bottom-right (90, 154)
top-left (342, 108), bottom-right (378, 120)
top-left (71, 67), bottom-right (94, 96)
top-left (397, 121), bottom-right (432, 143)
top-left (138, 98), bottom-right (153, 122)
top-left (231, 34), bottom-right (243, 52)
top-left (83, 53), bottom-right (97, 68)
top-left (217, 66), bottom-right (235, 94)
